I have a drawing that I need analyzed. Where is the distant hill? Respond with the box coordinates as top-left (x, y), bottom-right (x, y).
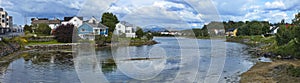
top-left (143, 25), bottom-right (168, 32)
top-left (143, 25), bottom-right (186, 32)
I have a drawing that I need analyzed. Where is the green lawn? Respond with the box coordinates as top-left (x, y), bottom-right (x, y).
top-left (26, 40), bottom-right (63, 46)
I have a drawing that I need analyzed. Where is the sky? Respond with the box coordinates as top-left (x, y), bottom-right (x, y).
top-left (0, 0), bottom-right (299, 29)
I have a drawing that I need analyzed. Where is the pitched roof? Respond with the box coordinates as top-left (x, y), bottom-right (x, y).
top-left (82, 22), bottom-right (108, 29)
top-left (64, 16), bottom-right (83, 21)
top-left (228, 28), bottom-right (236, 31)
top-left (119, 21), bottom-right (134, 27)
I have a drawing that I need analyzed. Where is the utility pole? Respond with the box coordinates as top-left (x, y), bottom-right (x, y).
top-left (24, 14), bottom-right (27, 25)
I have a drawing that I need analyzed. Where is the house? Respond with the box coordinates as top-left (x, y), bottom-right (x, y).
top-left (214, 29), bottom-right (225, 35)
top-left (31, 18), bottom-right (61, 30)
top-left (87, 16), bottom-right (99, 24)
top-left (0, 8), bottom-right (13, 34)
top-left (269, 26), bottom-right (279, 34)
top-left (226, 28), bottom-right (238, 36)
top-left (114, 21), bottom-right (136, 38)
top-left (61, 16), bottom-right (83, 28)
top-left (78, 22), bottom-right (108, 40)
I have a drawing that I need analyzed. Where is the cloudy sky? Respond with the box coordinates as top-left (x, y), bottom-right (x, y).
top-left (0, 0), bottom-right (299, 29)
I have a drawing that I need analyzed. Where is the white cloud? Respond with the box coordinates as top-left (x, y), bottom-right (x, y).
top-left (265, 1), bottom-right (285, 9)
top-left (153, 1), bottom-right (185, 9)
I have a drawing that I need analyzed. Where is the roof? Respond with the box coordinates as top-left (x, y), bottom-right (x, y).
top-left (82, 22), bottom-right (108, 29)
top-left (0, 8), bottom-right (3, 11)
top-left (119, 21), bottom-right (134, 27)
top-left (64, 16), bottom-right (83, 21)
top-left (228, 28), bottom-right (236, 31)
top-left (32, 19), bottom-right (60, 24)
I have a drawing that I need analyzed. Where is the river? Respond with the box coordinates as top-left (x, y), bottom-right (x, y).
top-left (0, 37), bottom-right (255, 83)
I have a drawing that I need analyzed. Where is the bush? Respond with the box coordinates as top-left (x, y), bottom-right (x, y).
top-left (54, 24), bottom-right (78, 43)
top-left (34, 23), bottom-right (52, 36)
top-left (95, 35), bottom-right (106, 46)
top-left (287, 65), bottom-right (300, 77)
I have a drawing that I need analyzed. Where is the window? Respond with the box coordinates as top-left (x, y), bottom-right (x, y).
top-left (2, 20), bottom-right (4, 23)
top-left (2, 15), bottom-right (4, 18)
top-left (81, 29), bottom-right (85, 32)
top-left (93, 20), bottom-right (96, 24)
top-left (118, 30), bottom-right (122, 33)
top-left (132, 28), bottom-right (135, 32)
top-left (118, 25), bottom-right (121, 28)
top-left (125, 30), bottom-right (130, 33)
top-left (94, 29), bottom-right (99, 33)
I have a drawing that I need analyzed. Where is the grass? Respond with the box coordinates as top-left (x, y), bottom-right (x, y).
top-left (26, 40), bottom-right (63, 46)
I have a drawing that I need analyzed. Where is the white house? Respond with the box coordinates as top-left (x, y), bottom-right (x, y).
top-left (114, 21), bottom-right (136, 38)
top-left (87, 16), bottom-right (99, 24)
top-left (269, 26), bottom-right (279, 34)
top-left (61, 16), bottom-right (83, 28)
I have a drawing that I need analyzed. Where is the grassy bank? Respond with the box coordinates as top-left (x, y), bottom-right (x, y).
top-left (226, 36), bottom-right (275, 46)
top-left (226, 36), bottom-right (300, 83)
top-left (26, 40), bottom-right (62, 46)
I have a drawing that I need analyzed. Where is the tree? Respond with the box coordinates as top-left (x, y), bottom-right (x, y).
top-left (54, 24), bottom-right (77, 43)
top-left (292, 12), bottom-right (300, 25)
top-left (34, 23), bottom-right (52, 35)
top-left (135, 27), bottom-right (144, 38)
top-left (146, 33), bottom-right (153, 40)
top-left (101, 12), bottom-right (119, 33)
top-left (24, 24), bottom-right (32, 33)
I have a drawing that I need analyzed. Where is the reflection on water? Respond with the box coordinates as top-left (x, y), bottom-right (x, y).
top-left (0, 37), bottom-right (254, 83)
top-left (101, 58), bottom-right (117, 74)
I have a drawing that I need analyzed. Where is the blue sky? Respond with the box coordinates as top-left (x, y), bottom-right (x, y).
top-left (0, 0), bottom-right (299, 29)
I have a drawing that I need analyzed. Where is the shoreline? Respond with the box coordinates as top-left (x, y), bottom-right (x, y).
top-left (224, 36), bottom-right (300, 83)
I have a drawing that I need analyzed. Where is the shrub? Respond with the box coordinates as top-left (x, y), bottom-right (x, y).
top-left (54, 24), bottom-right (78, 43)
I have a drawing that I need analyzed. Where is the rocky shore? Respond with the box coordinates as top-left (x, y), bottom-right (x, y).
top-left (0, 41), bottom-right (21, 57)
top-left (227, 36), bottom-right (300, 83)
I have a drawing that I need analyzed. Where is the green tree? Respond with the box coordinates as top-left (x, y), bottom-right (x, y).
top-left (135, 27), bottom-right (144, 38)
top-left (24, 24), bottom-right (32, 33)
top-left (276, 25), bottom-right (294, 46)
top-left (34, 23), bottom-right (52, 35)
top-left (146, 33), bottom-right (153, 40)
top-left (292, 12), bottom-right (300, 25)
top-left (101, 12), bottom-right (119, 33)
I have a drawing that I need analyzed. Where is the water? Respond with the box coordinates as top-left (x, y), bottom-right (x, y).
top-left (0, 37), bottom-right (254, 83)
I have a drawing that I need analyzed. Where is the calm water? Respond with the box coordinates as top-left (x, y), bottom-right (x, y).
top-left (0, 37), bottom-right (254, 83)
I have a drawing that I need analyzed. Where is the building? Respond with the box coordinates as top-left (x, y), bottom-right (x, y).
top-left (78, 18), bottom-right (108, 40)
top-left (269, 26), bottom-right (279, 34)
top-left (31, 18), bottom-right (61, 30)
top-left (87, 16), bottom-right (99, 24)
top-left (114, 21), bottom-right (136, 38)
top-left (61, 16), bottom-right (83, 28)
top-left (226, 28), bottom-right (238, 37)
top-left (12, 24), bottom-right (23, 32)
top-left (0, 8), bottom-right (13, 34)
